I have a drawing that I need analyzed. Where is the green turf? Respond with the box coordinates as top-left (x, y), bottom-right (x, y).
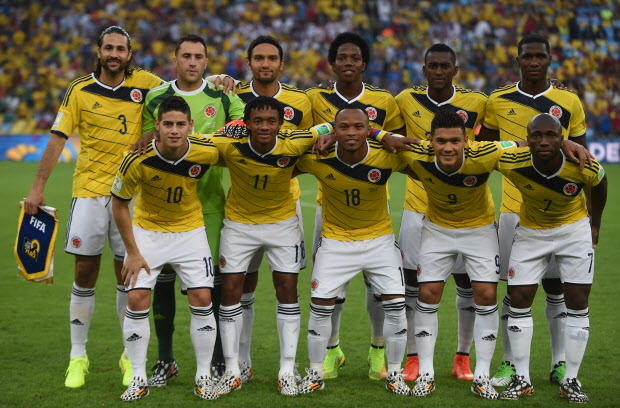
top-left (0, 162), bottom-right (618, 407)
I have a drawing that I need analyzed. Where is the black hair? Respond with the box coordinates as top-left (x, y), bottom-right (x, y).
top-left (247, 35), bottom-right (283, 61)
top-left (158, 96), bottom-right (191, 121)
top-left (328, 32), bottom-right (370, 64)
top-left (518, 34), bottom-right (550, 55)
top-left (424, 43), bottom-right (456, 64)
top-left (430, 110), bottom-right (466, 136)
top-left (95, 26), bottom-right (133, 77)
top-left (243, 96), bottom-right (284, 123)
top-left (175, 34), bottom-right (207, 56)
top-left (335, 103), bottom-right (369, 121)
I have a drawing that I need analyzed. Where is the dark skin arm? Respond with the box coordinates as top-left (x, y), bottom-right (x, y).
top-left (129, 131), bottom-right (158, 155)
top-left (476, 125), bottom-right (499, 142)
top-left (590, 174), bottom-right (607, 248)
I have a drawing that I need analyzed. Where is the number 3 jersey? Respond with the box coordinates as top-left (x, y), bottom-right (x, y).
top-left (399, 140), bottom-right (517, 229)
top-left (52, 70), bottom-right (162, 197)
top-left (111, 136), bottom-right (219, 232)
top-left (497, 150), bottom-right (604, 228)
top-left (295, 140), bottom-right (406, 241)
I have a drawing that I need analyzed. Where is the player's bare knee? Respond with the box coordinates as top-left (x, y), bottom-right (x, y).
top-left (507, 285), bottom-right (537, 308)
top-left (221, 274), bottom-right (244, 305)
top-left (273, 272), bottom-right (298, 303)
top-left (187, 288), bottom-right (212, 308)
top-left (541, 278), bottom-right (563, 295)
top-left (418, 283), bottom-right (444, 304)
top-left (74, 255), bottom-right (101, 287)
top-left (128, 289), bottom-right (151, 311)
top-left (563, 284), bottom-right (591, 310)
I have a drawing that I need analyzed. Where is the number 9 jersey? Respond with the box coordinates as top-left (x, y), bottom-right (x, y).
top-left (52, 70), bottom-right (162, 198)
top-left (111, 136), bottom-right (219, 232)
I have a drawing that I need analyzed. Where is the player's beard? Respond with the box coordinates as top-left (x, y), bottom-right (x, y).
top-left (101, 57), bottom-right (128, 75)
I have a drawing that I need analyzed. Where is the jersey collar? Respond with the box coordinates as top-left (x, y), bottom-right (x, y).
top-left (152, 138), bottom-right (192, 165)
top-left (425, 85), bottom-right (456, 106)
top-left (91, 72), bottom-right (126, 91)
top-left (531, 150), bottom-right (565, 179)
top-left (516, 81), bottom-right (552, 99)
top-left (434, 149), bottom-right (465, 176)
top-left (334, 82), bottom-right (366, 103)
top-left (171, 78), bottom-right (207, 96)
top-left (335, 140), bottom-right (370, 167)
top-left (250, 81), bottom-right (282, 98)
top-left (248, 134), bottom-right (278, 157)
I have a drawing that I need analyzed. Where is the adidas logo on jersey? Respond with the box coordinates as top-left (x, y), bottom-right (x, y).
top-left (395, 328), bottom-right (407, 335)
top-left (508, 325), bottom-right (521, 332)
top-left (412, 111), bottom-right (421, 118)
top-left (415, 331), bottom-right (432, 338)
top-left (197, 325), bottom-right (215, 332)
top-left (237, 159), bottom-right (247, 164)
top-left (150, 175), bottom-right (161, 181)
top-left (92, 102), bottom-right (102, 110)
top-left (325, 173), bottom-right (336, 180)
top-left (507, 109), bottom-right (517, 116)
top-left (482, 334), bottom-right (497, 341)
top-left (70, 319), bottom-right (84, 326)
top-left (523, 184), bottom-right (534, 190)
top-left (324, 108), bottom-right (333, 116)
top-left (126, 333), bottom-right (142, 342)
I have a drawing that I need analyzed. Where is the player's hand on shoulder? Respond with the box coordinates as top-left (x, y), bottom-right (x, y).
top-left (314, 132), bottom-right (336, 158)
top-left (562, 140), bottom-right (593, 171)
top-left (130, 132), bottom-right (158, 155)
top-left (122, 253), bottom-right (150, 288)
top-left (549, 78), bottom-right (567, 90)
top-left (316, 80), bottom-right (335, 90)
top-left (381, 133), bottom-right (420, 153)
top-left (220, 120), bottom-right (248, 139)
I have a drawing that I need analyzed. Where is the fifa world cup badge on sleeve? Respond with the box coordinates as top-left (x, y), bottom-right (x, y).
top-left (14, 203), bottom-right (58, 284)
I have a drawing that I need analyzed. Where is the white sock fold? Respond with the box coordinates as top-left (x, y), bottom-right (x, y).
top-left (239, 292), bottom-right (255, 366)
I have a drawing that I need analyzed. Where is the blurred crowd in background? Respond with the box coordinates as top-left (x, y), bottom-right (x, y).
top-left (1, 0), bottom-right (619, 137)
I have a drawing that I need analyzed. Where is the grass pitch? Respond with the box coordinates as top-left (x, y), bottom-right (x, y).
top-left (0, 162), bottom-right (618, 407)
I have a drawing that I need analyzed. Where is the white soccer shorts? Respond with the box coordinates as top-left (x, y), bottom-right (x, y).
top-left (129, 226), bottom-right (215, 291)
top-left (246, 199), bottom-right (306, 273)
top-left (507, 217), bottom-right (594, 286)
top-left (399, 209), bottom-right (466, 274)
top-left (219, 215), bottom-right (302, 274)
top-left (65, 196), bottom-right (125, 259)
top-left (310, 234), bottom-right (405, 300)
top-left (417, 219), bottom-right (500, 284)
top-left (499, 212), bottom-right (559, 280)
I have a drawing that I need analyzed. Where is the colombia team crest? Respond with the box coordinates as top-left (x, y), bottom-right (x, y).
top-left (463, 176), bottom-right (477, 186)
top-left (283, 106), bottom-right (294, 121)
top-left (367, 168), bottom-right (382, 183)
top-left (563, 183), bottom-right (579, 196)
top-left (456, 109), bottom-right (469, 123)
top-left (204, 105), bottom-right (218, 118)
top-left (130, 89), bottom-right (143, 103)
top-left (549, 105), bottom-right (563, 118)
top-left (277, 157), bottom-right (291, 167)
top-left (365, 106), bottom-right (378, 121)
top-left (188, 164), bottom-right (202, 177)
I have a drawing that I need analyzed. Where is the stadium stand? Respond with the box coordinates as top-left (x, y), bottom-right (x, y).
top-left (0, 0), bottom-right (618, 136)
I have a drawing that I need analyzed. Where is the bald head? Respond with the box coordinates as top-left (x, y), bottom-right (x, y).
top-left (527, 113), bottom-right (561, 136)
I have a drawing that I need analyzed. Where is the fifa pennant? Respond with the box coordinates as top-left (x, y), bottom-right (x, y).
top-left (14, 203), bottom-right (58, 284)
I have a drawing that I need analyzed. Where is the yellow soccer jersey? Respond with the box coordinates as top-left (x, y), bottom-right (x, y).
top-left (237, 81), bottom-right (314, 200)
top-left (399, 140), bottom-right (517, 229)
top-left (395, 85), bottom-right (487, 213)
top-left (307, 82), bottom-right (404, 132)
top-left (296, 140), bottom-right (407, 241)
top-left (498, 150), bottom-right (604, 228)
top-left (52, 70), bottom-right (162, 197)
top-left (111, 135), bottom-right (220, 233)
top-left (210, 125), bottom-right (330, 224)
top-left (482, 82), bottom-right (587, 214)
